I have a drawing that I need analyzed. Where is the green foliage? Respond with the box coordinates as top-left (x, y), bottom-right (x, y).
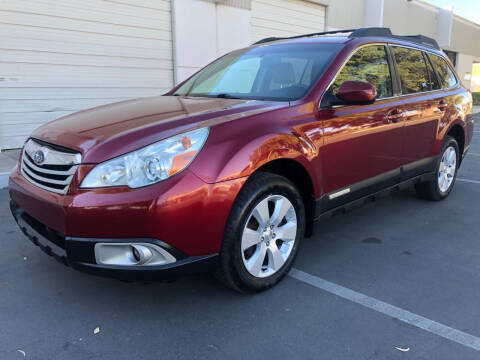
top-left (393, 47), bottom-right (430, 94)
top-left (430, 55), bottom-right (457, 89)
top-left (332, 45), bottom-right (392, 98)
top-left (473, 92), bottom-right (480, 105)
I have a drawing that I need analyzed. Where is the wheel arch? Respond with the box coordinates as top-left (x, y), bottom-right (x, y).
top-left (254, 158), bottom-right (317, 237)
top-left (446, 123), bottom-right (465, 161)
top-left (190, 130), bottom-right (321, 235)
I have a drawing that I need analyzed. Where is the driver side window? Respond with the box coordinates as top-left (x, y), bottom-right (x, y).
top-left (332, 45), bottom-right (393, 99)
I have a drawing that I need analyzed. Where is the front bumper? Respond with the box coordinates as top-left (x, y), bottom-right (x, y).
top-left (9, 166), bottom-right (246, 256)
top-left (10, 201), bottom-right (219, 281)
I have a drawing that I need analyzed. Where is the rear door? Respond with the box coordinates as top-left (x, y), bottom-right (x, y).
top-left (428, 53), bottom-right (460, 145)
top-left (390, 46), bottom-right (461, 179)
top-left (390, 46), bottom-right (442, 178)
top-left (320, 44), bottom-right (405, 206)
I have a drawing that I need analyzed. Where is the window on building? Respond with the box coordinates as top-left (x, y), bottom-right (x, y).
top-left (443, 50), bottom-right (457, 67)
top-left (331, 45), bottom-right (393, 99)
top-left (392, 47), bottom-right (430, 94)
top-left (429, 54), bottom-right (458, 89)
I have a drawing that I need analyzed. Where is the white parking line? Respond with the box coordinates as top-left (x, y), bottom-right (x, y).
top-left (468, 153), bottom-right (480, 156)
top-left (289, 268), bottom-right (480, 351)
top-left (457, 178), bottom-right (480, 184)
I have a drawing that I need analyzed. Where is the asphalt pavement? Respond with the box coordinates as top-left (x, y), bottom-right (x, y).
top-left (0, 115), bottom-right (479, 360)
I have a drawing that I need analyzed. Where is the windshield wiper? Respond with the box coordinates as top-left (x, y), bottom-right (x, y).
top-left (212, 93), bottom-right (242, 99)
top-left (175, 93), bottom-right (243, 99)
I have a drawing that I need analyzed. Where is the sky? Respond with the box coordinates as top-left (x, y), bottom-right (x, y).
top-left (423, 0), bottom-right (480, 25)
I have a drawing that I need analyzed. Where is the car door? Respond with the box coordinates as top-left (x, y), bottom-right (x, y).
top-left (427, 53), bottom-right (461, 150)
top-left (390, 46), bottom-right (444, 179)
top-left (319, 44), bottom-right (405, 209)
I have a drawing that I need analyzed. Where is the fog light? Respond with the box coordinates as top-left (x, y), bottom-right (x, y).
top-left (94, 242), bottom-right (176, 266)
top-left (132, 246), bottom-right (141, 262)
top-left (130, 245), bottom-right (153, 265)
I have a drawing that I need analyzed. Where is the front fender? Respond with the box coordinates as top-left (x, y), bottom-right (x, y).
top-left (189, 129), bottom-right (320, 196)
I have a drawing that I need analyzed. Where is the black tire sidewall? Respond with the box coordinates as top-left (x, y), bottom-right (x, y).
top-left (223, 173), bottom-right (305, 292)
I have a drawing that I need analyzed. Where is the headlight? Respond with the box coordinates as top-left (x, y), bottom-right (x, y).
top-left (80, 127), bottom-right (209, 189)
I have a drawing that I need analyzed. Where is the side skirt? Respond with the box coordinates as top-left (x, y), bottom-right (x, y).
top-left (314, 172), bottom-right (435, 221)
top-left (313, 156), bottom-right (438, 222)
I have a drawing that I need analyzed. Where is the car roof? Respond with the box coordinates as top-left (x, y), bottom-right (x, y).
top-left (252, 36), bottom-right (445, 57)
top-left (250, 27), bottom-right (445, 57)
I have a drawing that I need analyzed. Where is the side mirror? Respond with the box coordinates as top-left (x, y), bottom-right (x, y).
top-left (336, 81), bottom-right (377, 104)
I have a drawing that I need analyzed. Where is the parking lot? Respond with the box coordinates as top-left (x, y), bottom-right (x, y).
top-left (0, 115), bottom-right (478, 360)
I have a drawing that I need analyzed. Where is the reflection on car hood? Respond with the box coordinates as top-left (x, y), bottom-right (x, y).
top-left (31, 95), bottom-right (285, 163)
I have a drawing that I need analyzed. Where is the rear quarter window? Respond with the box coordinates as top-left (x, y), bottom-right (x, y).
top-left (429, 54), bottom-right (458, 89)
top-left (424, 53), bottom-right (441, 90)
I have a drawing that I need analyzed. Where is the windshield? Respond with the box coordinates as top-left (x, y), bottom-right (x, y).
top-left (173, 43), bottom-right (342, 101)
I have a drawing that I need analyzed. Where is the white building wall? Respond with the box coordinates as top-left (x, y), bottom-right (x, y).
top-left (363, 0), bottom-right (384, 28)
top-left (172, 0), bottom-right (218, 83)
top-left (217, 5), bottom-right (252, 56)
top-left (382, 0), bottom-right (437, 38)
top-left (456, 53), bottom-right (478, 90)
top-left (172, 0), bottom-right (327, 83)
top-left (172, 0), bottom-right (251, 83)
top-left (315, 0), bottom-right (364, 31)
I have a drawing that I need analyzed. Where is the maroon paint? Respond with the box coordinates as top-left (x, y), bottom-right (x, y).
top-left (9, 36), bottom-right (474, 258)
top-left (336, 80), bottom-right (377, 103)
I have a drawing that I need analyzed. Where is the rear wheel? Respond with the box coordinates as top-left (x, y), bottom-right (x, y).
top-left (415, 136), bottom-right (459, 201)
top-left (216, 172), bottom-right (305, 293)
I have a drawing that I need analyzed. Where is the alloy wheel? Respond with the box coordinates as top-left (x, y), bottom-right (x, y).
top-left (241, 194), bottom-right (297, 278)
top-left (438, 146), bottom-right (457, 193)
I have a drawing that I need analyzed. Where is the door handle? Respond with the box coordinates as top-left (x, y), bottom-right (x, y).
top-left (385, 109), bottom-right (404, 123)
top-left (437, 100), bottom-right (448, 112)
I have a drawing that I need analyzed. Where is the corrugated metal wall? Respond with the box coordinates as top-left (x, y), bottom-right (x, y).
top-left (203, 0), bottom-right (251, 10)
top-left (0, 0), bottom-right (327, 149)
top-left (251, 0), bottom-right (326, 42)
top-left (0, 0), bottom-right (173, 149)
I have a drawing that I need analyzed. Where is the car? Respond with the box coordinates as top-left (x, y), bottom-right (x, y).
top-left (9, 27), bottom-right (474, 293)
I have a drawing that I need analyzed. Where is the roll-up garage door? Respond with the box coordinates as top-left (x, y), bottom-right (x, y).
top-left (0, 0), bottom-right (173, 149)
top-left (252, 0), bottom-right (326, 43)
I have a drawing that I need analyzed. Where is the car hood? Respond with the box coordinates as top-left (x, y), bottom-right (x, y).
top-left (31, 95), bottom-right (285, 163)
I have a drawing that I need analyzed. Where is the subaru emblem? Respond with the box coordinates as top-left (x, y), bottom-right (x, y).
top-left (33, 150), bottom-right (45, 165)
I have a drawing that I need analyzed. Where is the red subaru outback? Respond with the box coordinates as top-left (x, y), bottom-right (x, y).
top-left (9, 28), bottom-right (474, 292)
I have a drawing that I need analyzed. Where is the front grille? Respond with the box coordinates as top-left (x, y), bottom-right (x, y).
top-left (21, 139), bottom-right (82, 195)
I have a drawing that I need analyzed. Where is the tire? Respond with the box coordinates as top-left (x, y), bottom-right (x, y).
top-left (415, 136), bottom-right (459, 201)
top-left (216, 171), bottom-right (305, 293)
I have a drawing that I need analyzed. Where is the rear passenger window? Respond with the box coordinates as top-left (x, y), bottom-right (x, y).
top-left (429, 54), bottom-right (457, 88)
top-left (424, 53), bottom-right (441, 90)
top-left (332, 45), bottom-right (392, 99)
top-left (392, 47), bottom-right (430, 94)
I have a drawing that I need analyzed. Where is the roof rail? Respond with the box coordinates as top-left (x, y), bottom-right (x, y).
top-left (252, 27), bottom-right (440, 50)
top-left (392, 34), bottom-right (440, 50)
top-left (253, 29), bottom-right (357, 45)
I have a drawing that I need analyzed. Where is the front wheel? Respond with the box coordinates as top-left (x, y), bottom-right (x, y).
top-left (415, 136), bottom-right (459, 201)
top-left (216, 172), bottom-right (305, 293)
